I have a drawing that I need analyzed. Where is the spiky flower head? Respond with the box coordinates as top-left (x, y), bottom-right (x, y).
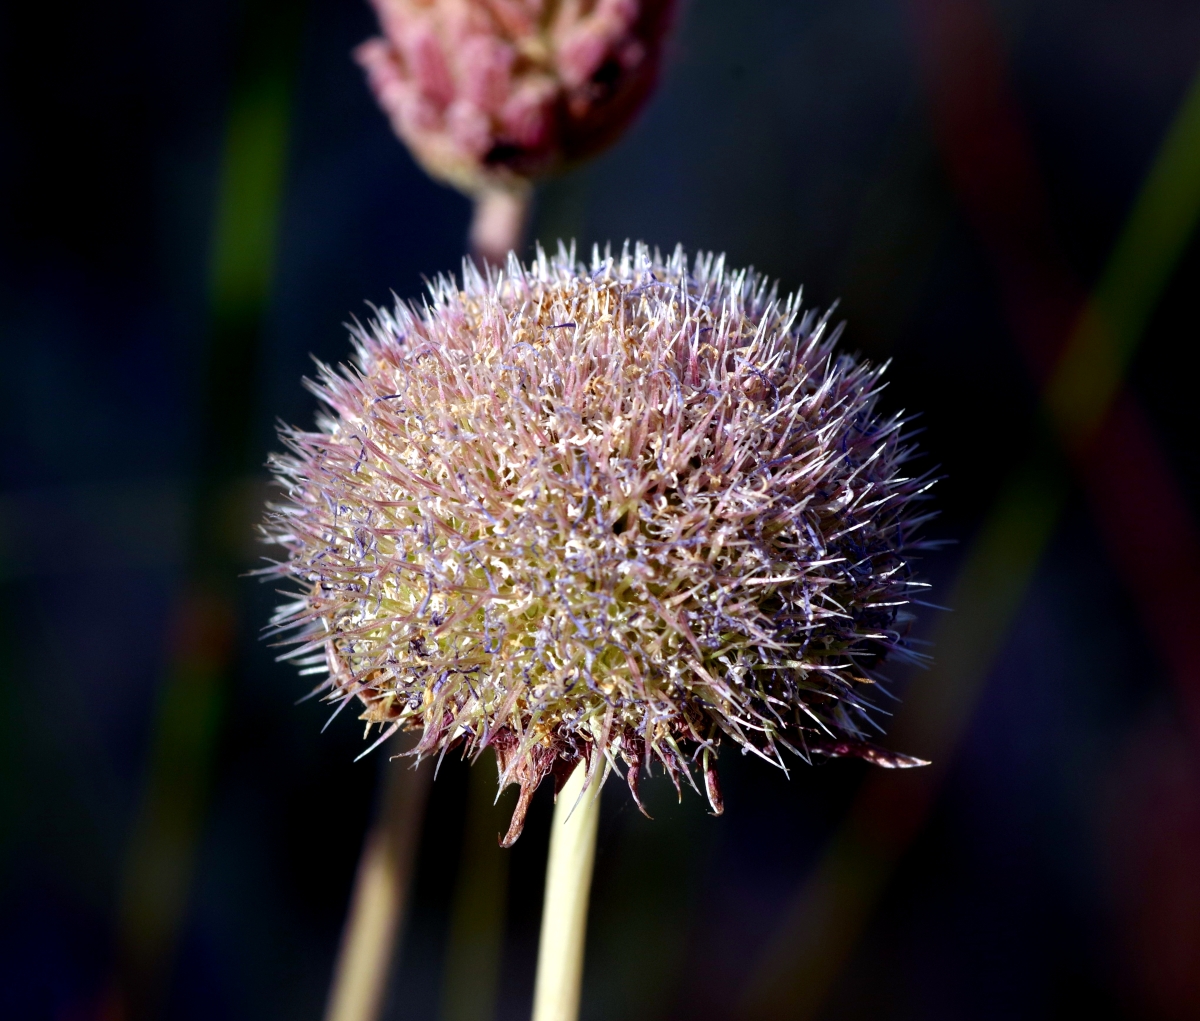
top-left (354, 0), bottom-right (674, 195)
top-left (263, 243), bottom-right (934, 845)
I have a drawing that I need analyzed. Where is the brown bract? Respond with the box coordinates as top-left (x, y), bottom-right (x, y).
top-left (262, 243), bottom-right (934, 845)
top-left (354, 0), bottom-right (674, 194)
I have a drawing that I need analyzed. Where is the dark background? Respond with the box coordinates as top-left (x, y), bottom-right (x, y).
top-left (3, 1), bottom-right (1200, 1020)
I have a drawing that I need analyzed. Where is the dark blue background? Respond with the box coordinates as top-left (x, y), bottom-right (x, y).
top-left (3, 2), bottom-right (1199, 1020)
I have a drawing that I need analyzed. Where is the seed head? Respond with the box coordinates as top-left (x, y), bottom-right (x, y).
top-left (262, 243), bottom-right (934, 844)
top-left (354, 0), bottom-right (675, 194)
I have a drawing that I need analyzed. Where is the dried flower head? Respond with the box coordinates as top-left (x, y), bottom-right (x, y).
top-left (263, 243), bottom-right (934, 844)
top-left (354, 0), bottom-right (674, 194)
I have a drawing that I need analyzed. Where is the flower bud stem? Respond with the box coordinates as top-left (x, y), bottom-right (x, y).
top-left (469, 185), bottom-right (532, 267)
top-left (530, 762), bottom-right (602, 1021)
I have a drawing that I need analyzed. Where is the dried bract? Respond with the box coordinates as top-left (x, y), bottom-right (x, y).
top-left (354, 0), bottom-right (674, 194)
top-left (262, 244), bottom-right (935, 844)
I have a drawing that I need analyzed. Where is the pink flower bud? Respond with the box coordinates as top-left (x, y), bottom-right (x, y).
top-left (355, 0), bottom-right (675, 194)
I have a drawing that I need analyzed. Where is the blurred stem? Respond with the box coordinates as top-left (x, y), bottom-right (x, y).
top-left (325, 756), bottom-right (432, 1021)
top-left (530, 763), bottom-right (601, 1021)
top-left (469, 184), bottom-right (532, 267)
top-left (440, 761), bottom-right (512, 1021)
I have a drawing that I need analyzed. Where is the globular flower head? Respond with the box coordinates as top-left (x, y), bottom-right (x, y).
top-left (262, 243), bottom-right (935, 844)
top-left (354, 0), bottom-right (674, 195)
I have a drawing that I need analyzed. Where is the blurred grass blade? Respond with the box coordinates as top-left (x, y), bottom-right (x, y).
top-left (115, 3), bottom-right (299, 1016)
top-left (1047, 67), bottom-right (1200, 443)
top-left (740, 12), bottom-right (1200, 1021)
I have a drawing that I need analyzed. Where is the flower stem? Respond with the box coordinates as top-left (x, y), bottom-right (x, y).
top-left (324, 756), bottom-right (431, 1021)
top-left (469, 184), bottom-right (532, 268)
top-left (530, 762), bottom-right (602, 1021)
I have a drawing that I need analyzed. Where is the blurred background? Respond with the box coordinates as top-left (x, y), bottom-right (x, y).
top-left (3, 1), bottom-right (1200, 1019)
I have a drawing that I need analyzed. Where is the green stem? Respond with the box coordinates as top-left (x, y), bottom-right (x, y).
top-left (530, 762), bottom-right (602, 1021)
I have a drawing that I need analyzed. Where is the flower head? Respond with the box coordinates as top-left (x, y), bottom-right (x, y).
top-left (263, 243), bottom-right (934, 844)
top-left (354, 0), bottom-right (674, 194)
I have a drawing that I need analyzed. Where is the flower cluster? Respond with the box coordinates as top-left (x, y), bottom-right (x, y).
top-left (262, 244), bottom-right (934, 844)
top-left (354, 0), bottom-right (674, 194)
